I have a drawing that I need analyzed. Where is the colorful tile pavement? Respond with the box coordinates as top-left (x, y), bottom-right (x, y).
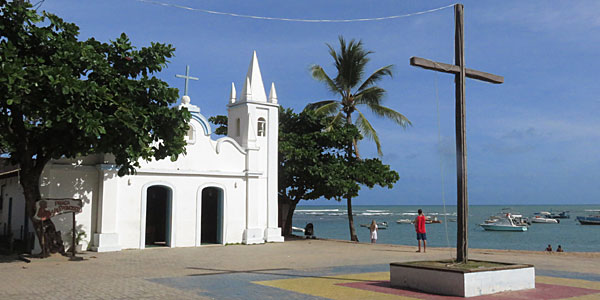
top-left (150, 264), bottom-right (600, 299)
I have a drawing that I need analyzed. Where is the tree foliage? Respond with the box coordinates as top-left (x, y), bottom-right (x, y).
top-left (306, 36), bottom-right (409, 241)
top-left (307, 36), bottom-right (411, 157)
top-left (279, 108), bottom-right (399, 236)
top-left (0, 1), bottom-right (190, 255)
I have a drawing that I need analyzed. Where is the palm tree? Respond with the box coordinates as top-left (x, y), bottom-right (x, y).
top-left (307, 36), bottom-right (411, 241)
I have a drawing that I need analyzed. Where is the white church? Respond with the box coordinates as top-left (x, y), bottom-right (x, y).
top-left (0, 52), bottom-right (284, 253)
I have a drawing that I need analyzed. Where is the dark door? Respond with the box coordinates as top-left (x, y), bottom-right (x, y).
top-left (201, 187), bottom-right (221, 244)
top-left (146, 186), bottom-right (171, 247)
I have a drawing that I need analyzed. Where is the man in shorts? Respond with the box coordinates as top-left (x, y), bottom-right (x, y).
top-left (414, 209), bottom-right (427, 253)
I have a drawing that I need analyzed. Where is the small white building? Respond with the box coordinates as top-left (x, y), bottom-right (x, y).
top-left (0, 52), bottom-right (284, 252)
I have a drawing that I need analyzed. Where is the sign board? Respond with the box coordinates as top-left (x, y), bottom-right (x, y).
top-left (34, 198), bottom-right (83, 221)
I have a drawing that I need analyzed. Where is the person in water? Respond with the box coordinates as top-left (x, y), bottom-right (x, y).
top-left (414, 209), bottom-right (427, 252)
top-left (369, 220), bottom-right (378, 243)
top-left (557, 245), bottom-right (564, 252)
top-left (546, 244), bottom-right (553, 252)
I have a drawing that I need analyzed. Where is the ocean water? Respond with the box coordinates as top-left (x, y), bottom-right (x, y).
top-left (293, 205), bottom-right (600, 253)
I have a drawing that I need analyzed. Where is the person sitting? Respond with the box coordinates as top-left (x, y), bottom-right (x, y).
top-left (557, 245), bottom-right (564, 252)
top-left (545, 244), bottom-right (552, 252)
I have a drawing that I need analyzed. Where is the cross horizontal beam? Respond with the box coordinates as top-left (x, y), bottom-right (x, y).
top-left (175, 74), bottom-right (199, 80)
top-left (410, 56), bottom-right (504, 84)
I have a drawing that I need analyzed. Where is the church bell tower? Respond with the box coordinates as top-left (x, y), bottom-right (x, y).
top-left (227, 51), bottom-right (283, 243)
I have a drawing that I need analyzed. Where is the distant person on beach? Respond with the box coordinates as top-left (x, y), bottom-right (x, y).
top-left (557, 245), bottom-right (564, 252)
top-left (369, 220), bottom-right (378, 243)
top-left (546, 244), bottom-right (552, 252)
top-left (414, 209), bottom-right (427, 252)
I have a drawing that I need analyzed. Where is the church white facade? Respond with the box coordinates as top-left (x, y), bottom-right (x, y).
top-left (0, 52), bottom-right (284, 253)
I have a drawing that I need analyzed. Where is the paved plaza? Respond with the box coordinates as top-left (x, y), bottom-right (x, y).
top-left (1, 238), bottom-right (599, 299)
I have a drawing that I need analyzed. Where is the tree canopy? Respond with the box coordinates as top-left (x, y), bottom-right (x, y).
top-left (0, 1), bottom-right (190, 255)
top-left (307, 36), bottom-right (411, 157)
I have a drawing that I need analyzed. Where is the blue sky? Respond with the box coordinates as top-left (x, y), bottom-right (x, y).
top-left (40, 1), bottom-right (600, 206)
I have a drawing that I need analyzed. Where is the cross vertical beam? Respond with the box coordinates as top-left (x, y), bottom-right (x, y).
top-left (409, 4), bottom-right (503, 264)
top-left (175, 65), bottom-right (199, 96)
top-left (454, 3), bottom-right (468, 264)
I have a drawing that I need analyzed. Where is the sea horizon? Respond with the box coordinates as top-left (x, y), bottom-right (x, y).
top-left (292, 204), bottom-right (600, 253)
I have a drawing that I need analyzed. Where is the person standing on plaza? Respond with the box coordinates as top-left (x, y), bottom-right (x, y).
top-left (369, 220), bottom-right (378, 243)
top-left (414, 209), bottom-right (427, 252)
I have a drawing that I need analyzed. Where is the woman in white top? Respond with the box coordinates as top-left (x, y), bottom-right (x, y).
top-left (369, 220), bottom-right (378, 243)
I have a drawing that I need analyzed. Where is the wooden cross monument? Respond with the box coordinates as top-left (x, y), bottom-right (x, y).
top-left (410, 4), bottom-right (503, 263)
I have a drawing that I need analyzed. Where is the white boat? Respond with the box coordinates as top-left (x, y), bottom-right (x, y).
top-left (292, 226), bottom-right (305, 233)
top-left (396, 219), bottom-right (412, 224)
top-left (480, 214), bottom-right (528, 231)
top-left (531, 215), bottom-right (560, 224)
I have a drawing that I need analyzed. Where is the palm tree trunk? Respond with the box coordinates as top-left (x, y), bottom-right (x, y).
top-left (345, 112), bottom-right (359, 242)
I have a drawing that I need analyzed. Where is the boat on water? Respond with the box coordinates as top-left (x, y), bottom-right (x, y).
top-left (426, 216), bottom-right (442, 224)
top-left (396, 219), bottom-right (412, 224)
top-left (292, 226), bottom-right (305, 233)
top-left (480, 214), bottom-right (528, 231)
top-left (549, 211), bottom-right (570, 219)
top-left (576, 212), bottom-right (600, 225)
top-left (485, 212), bottom-right (530, 226)
top-left (531, 214), bottom-right (559, 224)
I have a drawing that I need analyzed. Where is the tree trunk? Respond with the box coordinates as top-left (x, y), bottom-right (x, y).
top-left (283, 200), bottom-right (299, 237)
top-left (20, 163), bottom-right (65, 257)
top-left (345, 111), bottom-right (359, 242)
top-left (279, 196), bottom-right (299, 237)
top-left (347, 195), bottom-right (358, 241)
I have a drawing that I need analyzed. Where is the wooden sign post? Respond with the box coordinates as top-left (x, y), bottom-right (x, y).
top-left (409, 4), bottom-right (503, 263)
top-left (34, 198), bottom-right (83, 257)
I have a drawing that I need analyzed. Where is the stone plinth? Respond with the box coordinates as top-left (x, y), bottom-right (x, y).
top-left (390, 260), bottom-right (535, 297)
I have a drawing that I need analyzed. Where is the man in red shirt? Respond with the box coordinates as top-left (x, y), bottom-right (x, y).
top-left (414, 209), bottom-right (427, 253)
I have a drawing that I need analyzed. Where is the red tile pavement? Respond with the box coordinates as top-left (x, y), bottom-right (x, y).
top-left (336, 281), bottom-right (600, 299)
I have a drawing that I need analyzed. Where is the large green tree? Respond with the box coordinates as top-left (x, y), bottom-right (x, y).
top-left (210, 108), bottom-right (399, 239)
top-left (278, 108), bottom-right (399, 238)
top-left (307, 36), bottom-right (410, 241)
top-left (0, 1), bottom-right (190, 256)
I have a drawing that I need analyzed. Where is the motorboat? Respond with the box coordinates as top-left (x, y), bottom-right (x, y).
top-left (531, 215), bottom-right (559, 224)
top-left (549, 211), bottom-right (570, 219)
top-left (292, 226), bottom-right (305, 233)
top-left (426, 216), bottom-right (442, 224)
top-left (576, 212), bottom-right (600, 225)
top-left (484, 213), bottom-right (529, 226)
top-left (396, 219), bottom-right (412, 224)
top-left (480, 214), bottom-right (528, 231)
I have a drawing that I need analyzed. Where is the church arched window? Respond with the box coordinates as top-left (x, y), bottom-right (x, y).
top-left (257, 118), bottom-right (266, 137)
top-left (185, 124), bottom-right (196, 144)
top-left (236, 118), bottom-right (241, 137)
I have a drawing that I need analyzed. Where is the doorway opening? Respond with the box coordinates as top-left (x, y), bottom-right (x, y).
top-left (201, 187), bottom-right (223, 244)
top-left (145, 186), bottom-right (172, 247)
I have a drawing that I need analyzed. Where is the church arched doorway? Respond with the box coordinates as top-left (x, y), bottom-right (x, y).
top-left (201, 187), bottom-right (223, 244)
top-left (145, 185), bottom-right (172, 247)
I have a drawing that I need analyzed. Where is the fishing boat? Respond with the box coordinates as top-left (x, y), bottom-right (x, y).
top-left (576, 212), bottom-right (600, 225)
top-left (480, 214), bottom-right (528, 231)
